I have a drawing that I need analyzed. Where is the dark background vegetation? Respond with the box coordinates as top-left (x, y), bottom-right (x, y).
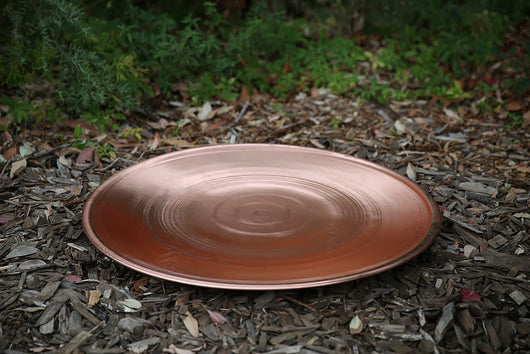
top-left (0, 0), bottom-right (529, 131)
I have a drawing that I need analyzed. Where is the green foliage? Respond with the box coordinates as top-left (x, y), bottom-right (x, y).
top-left (364, 0), bottom-right (530, 75)
top-left (71, 125), bottom-right (116, 159)
top-left (0, 97), bottom-right (35, 123)
top-left (118, 127), bottom-right (143, 141)
top-left (1, 0), bottom-right (529, 131)
top-left (1, 0), bottom-right (143, 111)
top-left (507, 113), bottom-right (524, 130)
top-left (80, 110), bottom-right (124, 132)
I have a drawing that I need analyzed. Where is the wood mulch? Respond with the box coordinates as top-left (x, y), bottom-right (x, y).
top-left (0, 89), bottom-right (528, 353)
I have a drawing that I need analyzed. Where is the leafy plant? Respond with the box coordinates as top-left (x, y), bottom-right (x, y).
top-left (0, 97), bottom-right (35, 123)
top-left (1, 0), bottom-right (143, 112)
top-left (118, 127), bottom-right (143, 141)
top-left (330, 117), bottom-right (343, 129)
top-left (80, 110), bottom-right (125, 132)
top-left (507, 113), bottom-right (523, 130)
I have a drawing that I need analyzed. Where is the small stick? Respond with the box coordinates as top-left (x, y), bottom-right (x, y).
top-left (279, 294), bottom-right (318, 313)
top-left (227, 100), bottom-right (250, 130)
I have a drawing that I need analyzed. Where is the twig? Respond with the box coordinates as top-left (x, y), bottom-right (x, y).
top-left (279, 294), bottom-right (318, 313)
top-left (0, 157), bottom-right (13, 180)
top-left (275, 119), bottom-right (308, 133)
top-left (227, 100), bottom-right (250, 130)
top-left (27, 143), bottom-right (72, 161)
top-left (95, 157), bottom-right (121, 172)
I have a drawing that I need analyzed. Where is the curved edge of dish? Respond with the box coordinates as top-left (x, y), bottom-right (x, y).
top-left (82, 143), bottom-right (442, 290)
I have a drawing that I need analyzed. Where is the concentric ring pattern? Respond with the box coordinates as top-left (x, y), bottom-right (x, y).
top-left (83, 144), bottom-right (441, 290)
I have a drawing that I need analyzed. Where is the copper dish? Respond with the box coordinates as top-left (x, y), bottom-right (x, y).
top-left (83, 144), bottom-right (440, 290)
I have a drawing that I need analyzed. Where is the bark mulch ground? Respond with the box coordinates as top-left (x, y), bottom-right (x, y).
top-left (0, 90), bottom-right (529, 353)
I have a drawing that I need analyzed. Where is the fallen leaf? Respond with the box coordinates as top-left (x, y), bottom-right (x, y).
top-left (10, 158), bottom-right (27, 178)
top-left (183, 311), bottom-right (199, 337)
top-left (162, 138), bottom-right (195, 147)
top-left (149, 133), bottom-right (160, 150)
top-left (2, 146), bottom-right (17, 160)
top-left (523, 111), bottom-right (530, 129)
top-left (238, 85), bottom-right (250, 102)
top-left (406, 162), bottom-right (416, 180)
top-left (76, 147), bottom-right (95, 163)
top-left (64, 184), bottom-right (82, 196)
top-left (87, 290), bottom-right (102, 307)
top-left (58, 156), bottom-right (71, 168)
top-left (394, 119), bottom-right (406, 134)
top-left (514, 212), bottom-right (530, 219)
top-left (119, 298), bottom-right (143, 311)
top-left (18, 259), bottom-right (46, 271)
top-left (63, 275), bottom-right (82, 283)
top-left (204, 120), bottom-right (226, 132)
top-left (207, 310), bottom-right (227, 324)
top-left (19, 145), bottom-right (35, 157)
top-left (463, 244), bottom-right (477, 258)
top-left (198, 101), bottom-right (213, 121)
top-left (349, 315), bottom-right (363, 334)
top-left (443, 108), bottom-right (462, 124)
top-left (460, 289), bottom-right (481, 302)
top-left (163, 344), bottom-right (194, 354)
top-left (134, 278), bottom-right (149, 292)
top-left (507, 101), bottom-right (522, 111)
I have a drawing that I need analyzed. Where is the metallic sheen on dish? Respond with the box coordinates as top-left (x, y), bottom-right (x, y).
top-left (83, 144), bottom-right (441, 289)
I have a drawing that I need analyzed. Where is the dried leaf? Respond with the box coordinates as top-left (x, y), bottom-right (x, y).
top-left (463, 245), bottom-right (477, 258)
top-left (63, 275), bottom-right (82, 283)
top-left (460, 289), bottom-right (481, 303)
top-left (183, 311), bottom-right (200, 337)
top-left (119, 298), bottom-right (143, 311)
top-left (394, 119), bottom-right (406, 134)
top-left (443, 108), bottom-right (462, 124)
top-left (349, 315), bottom-right (363, 334)
top-left (207, 310), bottom-right (227, 324)
top-left (134, 278), bottom-right (149, 292)
top-left (239, 85), bottom-right (250, 102)
top-left (18, 259), bottom-right (46, 271)
top-left (507, 101), bottom-right (522, 111)
top-left (406, 162), bottom-right (416, 180)
top-left (2, 146), bottom-right (17, 160)
top-left (19, 145), bottom-right (35, 157)
top-left (58, 155), bottom-right (71, 168)
top-left (163, 344), bottom-right (194, 354)
top-left (87, 290), bottom-right (102, 307)
top-left (522, 110), bottom-right (530, 129)
top-left (10, 158), bottom-right (27, 178)
top-left (198, 101), bottom-right (213, 121)
top-left (76, 147), bottom-right (95, 163)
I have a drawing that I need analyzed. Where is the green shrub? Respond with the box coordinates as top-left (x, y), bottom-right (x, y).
top-left (1, 0), bottom-right (143, 112)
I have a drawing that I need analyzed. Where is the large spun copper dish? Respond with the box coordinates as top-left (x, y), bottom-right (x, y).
top-left (83, 144), bottom-right (440, 290)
